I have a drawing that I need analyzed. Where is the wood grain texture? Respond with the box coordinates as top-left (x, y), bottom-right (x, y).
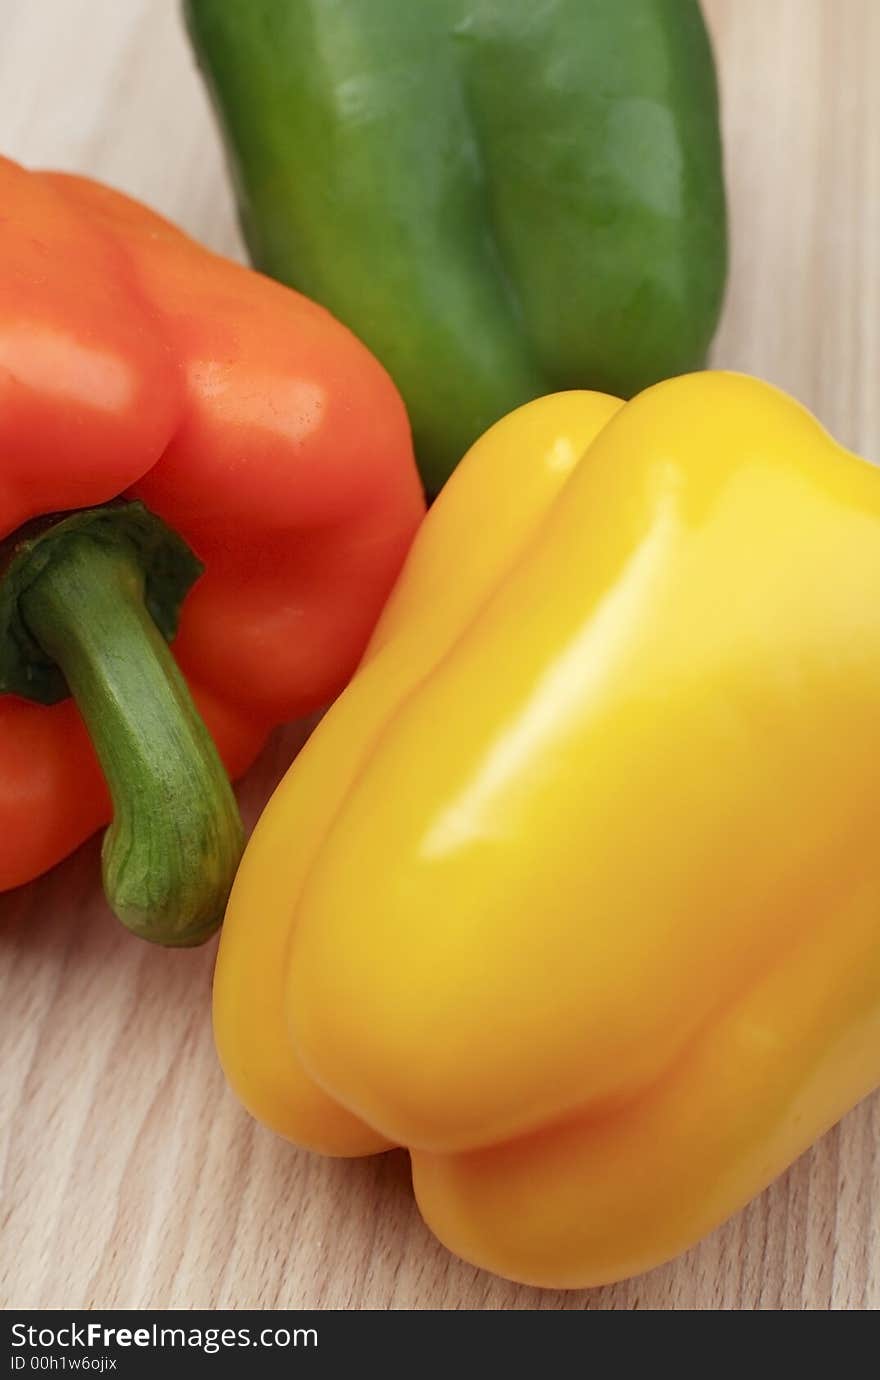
top-left (1, 0), bottom-right (879, 1311)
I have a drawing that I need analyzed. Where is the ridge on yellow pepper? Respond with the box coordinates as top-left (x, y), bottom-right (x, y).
top-left (214, 372), bottom-right (880, 1288)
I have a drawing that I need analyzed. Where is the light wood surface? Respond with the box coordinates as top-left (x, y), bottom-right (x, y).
top-left (2, 0), bottom-right (878, 1311)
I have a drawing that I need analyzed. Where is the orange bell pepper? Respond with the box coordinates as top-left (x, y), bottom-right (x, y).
top-left (0, 156), bottom-right (423, 943)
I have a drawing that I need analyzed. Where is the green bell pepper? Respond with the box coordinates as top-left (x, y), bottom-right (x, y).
top-left (186, 0), bottom-right (727, 493)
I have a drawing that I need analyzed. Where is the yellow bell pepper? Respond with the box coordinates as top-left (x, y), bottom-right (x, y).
top-left (215, 372), bottom-right (880, 1289)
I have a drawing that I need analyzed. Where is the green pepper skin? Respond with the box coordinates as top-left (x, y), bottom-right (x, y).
top-left (185, 0), bottom-right (727, 493)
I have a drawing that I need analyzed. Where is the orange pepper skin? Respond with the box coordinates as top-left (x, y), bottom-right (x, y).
top-left (0, 157), bottom-right (423, 894)
top-left (216, 374), bottom-right (880, 1286)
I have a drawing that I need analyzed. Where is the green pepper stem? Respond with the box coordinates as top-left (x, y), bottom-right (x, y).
top-left (21, 539), bottom-right (244, 945)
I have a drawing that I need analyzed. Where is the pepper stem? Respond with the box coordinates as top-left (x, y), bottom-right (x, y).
top-left (21, 538), bottom-right (244, 945)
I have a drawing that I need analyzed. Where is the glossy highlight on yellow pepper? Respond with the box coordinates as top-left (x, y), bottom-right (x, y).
top-left (215, 373), bottom-right (880, 1288)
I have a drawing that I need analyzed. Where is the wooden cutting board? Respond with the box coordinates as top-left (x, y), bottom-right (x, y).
top-left (2, 0), bottom-right (878, 1310)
